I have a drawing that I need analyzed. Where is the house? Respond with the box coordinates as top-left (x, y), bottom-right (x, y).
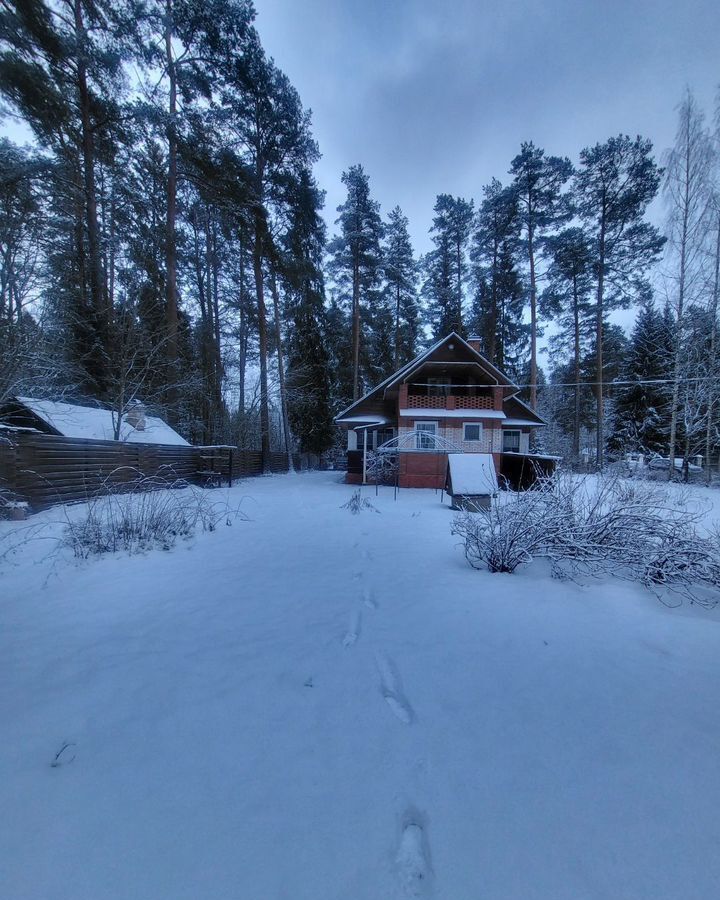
top-left (0, 397), bottom-right (189, 446)
top-left (334, 333), bottom-right (553, 489)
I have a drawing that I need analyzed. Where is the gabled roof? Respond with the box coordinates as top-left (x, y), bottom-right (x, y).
top-left (334, 332), bottom-right (519, 423)
top-left (7, 397), bottom-right (190, 446)
top-left (502, 394), bottom-right (547, 427)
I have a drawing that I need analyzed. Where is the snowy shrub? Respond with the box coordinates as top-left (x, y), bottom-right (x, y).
top-left (341, 488), bottom-right (379, 515)
top-left (453, 472), bottom-right (720, 606)
top-left (64, 476), bottom-right (240, 557)
top-left (451, 488), bottom-right (554, 573)
top-left (365, 451), bottom-right (399, 485)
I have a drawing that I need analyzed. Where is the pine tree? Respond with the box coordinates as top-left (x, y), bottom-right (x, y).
top-left (469, 241), bottom-right (527, 377)
top-left (540, 227), bottom-right (594, 457)
top-left (574, 135), bottom-right (665, 467)
top-left (423, 194), bottom-right (473, 336)
top-left (607, 299), bottom-right (672, 455)
top-left (282, 171), bottom-right (335, 454)
top-left (470, 179), bottom-right (524, 367)
top-left (327, 164), bottom-right (383, 400)
top-left (140, 0), bottom-right (255, 419)
top-left (509, 142), bottom-right (573, 408)
top-left (0, 0), bottom-right (136, 392)
top-left (382, 206), bottom-right (418, 367)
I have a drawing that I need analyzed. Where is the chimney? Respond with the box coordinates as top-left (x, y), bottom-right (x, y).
top-left (467, 335), bottom-right (482, 353)
top-left (125, 400), bottom-right (146, 431)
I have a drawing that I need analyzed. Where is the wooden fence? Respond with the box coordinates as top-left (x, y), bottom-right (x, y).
top-left (0, 428), bottom-right (307, 512)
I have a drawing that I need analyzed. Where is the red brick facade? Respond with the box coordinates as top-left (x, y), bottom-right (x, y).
top-left (399, 452), bottom-right (447, 489)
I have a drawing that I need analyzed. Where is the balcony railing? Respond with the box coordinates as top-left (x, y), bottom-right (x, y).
top-left (405, 393), bottom-right (494, 410)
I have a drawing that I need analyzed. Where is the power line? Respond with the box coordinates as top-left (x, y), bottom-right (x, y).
top-left (410, 377), bottom-right (718, 389)
top-left (533, 376), bottom-right (718, 388)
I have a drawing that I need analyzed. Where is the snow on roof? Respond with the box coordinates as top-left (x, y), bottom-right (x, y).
top-left (447, 452), bottom-right (498, 495)
top-left (335, 415), bottom-right (392, 426)
top-left (16, 397), bottom-right (190, 446)
top-left (401, 408), bottom-right (506, 419)
top-left (502, 418), bottom-right (545, 427)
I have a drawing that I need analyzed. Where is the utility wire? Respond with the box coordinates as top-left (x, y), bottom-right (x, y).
top-left (410, 377), bottom-right (718, 389)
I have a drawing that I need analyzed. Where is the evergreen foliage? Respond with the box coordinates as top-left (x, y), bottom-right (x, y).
top-left (469, 179), bottom-right (527, 372)
top-left (607, 301), bottom-right (673, 455)
top-left (423, 194), bottom-right (473, 337)
top-left (327, 164), bottom-right (384, 401)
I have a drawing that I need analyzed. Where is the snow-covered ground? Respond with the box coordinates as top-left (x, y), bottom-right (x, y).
top-left (2, 472), bottom-right (720, 899)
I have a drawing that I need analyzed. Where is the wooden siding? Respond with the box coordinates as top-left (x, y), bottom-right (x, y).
top-left (0, 430), bottom-right (305, 512)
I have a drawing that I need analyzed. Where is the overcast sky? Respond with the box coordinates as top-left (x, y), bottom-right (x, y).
top-left (255, 0), bottom-right (719, 254)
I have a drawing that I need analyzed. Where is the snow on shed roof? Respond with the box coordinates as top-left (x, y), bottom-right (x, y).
top-left (446, 453), bottom-right (498, 495)
top-left (16, 397), bottom-right (190, 446)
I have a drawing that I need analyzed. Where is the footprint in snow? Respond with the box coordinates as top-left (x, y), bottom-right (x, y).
top-left (342, 610), bottom-right (362, 648)
top-left (397, 821), bottom-right (433, 897)
top-left (375, 652), bottom-right (414, 724)
top-left (363, 587), bottom-right (378, 610)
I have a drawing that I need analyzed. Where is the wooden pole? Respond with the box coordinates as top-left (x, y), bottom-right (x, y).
top-left (362, 429), bottom-right (368, 485)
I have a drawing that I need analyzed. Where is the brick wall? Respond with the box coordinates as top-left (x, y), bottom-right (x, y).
top-left (398, 452), bottom-right (447, 489)
top-left (397, 419), bottom-right (503, 454)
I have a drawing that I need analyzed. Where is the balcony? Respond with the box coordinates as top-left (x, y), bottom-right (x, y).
top-left (405, 393), bottom-right (494, 411)
top-left (404, 381), bottom-right (496, 410)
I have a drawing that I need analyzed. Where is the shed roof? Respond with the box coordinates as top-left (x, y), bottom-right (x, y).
top-left (13, 397), bottom-right (189, 446)
top-left (446, 453), bottom-right (498, 495)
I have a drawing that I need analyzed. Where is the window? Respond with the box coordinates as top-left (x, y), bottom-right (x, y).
top-left (415, 421), bottom-right (438, 450)
top-left (503, 429), bottom-right (521, 453)
top-left (375, 428), bottom-right (394, 449)
top-left (463, 422), bottom-right (483, 442)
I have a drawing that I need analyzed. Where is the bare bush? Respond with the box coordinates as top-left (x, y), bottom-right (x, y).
top-left (64, 474), bottom-right (242, 557)
top-left (341, 488), bottom-right (379, 515)
top-left (452, 472), bottom-right (720, 607)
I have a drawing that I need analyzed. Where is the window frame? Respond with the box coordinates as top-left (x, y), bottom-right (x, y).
top-left (374, 427), bottom-right (394, 449)
top-left (415, 420), bottom-right (439, 450)
top-left (503, 429), bottom-right (522, 453)
top-left (463, 422), bottom-right (483, 443)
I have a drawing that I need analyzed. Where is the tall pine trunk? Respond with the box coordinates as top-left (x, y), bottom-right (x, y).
top-left (667, 166), bottom-right (690, 480)
top-left (210, 217), bottom-right (223, 438)
top-left (528, 220), bottom-right (538, 409)
top-left (164, 0), bottom-right (179, 419)
top-left (394, 282), bottom-right (401, 369)
top-left (595, 214), bottom-right (606, 470)
top-left (706, 210), bottom-right (720, 483)
top-left (73, 0), bottom-right (104, 324)
top-left (456, 238), bottom-right (463, 333)
top-left (351, 255), bottom-right (360, 400)
top-left (270, 266), bottom-right (292, 455)
top-left (252, 192), bottom-right (271, 465)
top-left (572, 275), bottom-right (581, 460)
top-left (237, 233), bottom-right (247, 420)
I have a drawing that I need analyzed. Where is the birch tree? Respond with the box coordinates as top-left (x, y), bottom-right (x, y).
top-left (663, 90), bottom-right (714, 477)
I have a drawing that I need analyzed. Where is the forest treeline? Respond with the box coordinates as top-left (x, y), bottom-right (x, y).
top-left (1, 2), bottom-right (719, 471)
